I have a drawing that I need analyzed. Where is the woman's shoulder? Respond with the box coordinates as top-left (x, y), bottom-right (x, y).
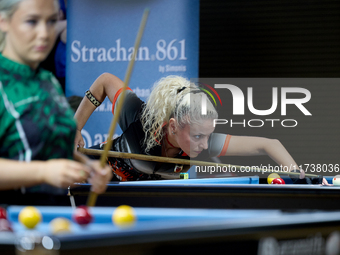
top-left (207, 133), bottom-right (230, 157)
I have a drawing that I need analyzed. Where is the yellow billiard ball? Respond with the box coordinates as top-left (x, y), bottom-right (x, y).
top-left (112, 205), bottom-right (136, 227)
top-left (267, 173), bottom-right (281, 184)
top-left (18, 206), bottom-right (42, 229)
top-left (50, 217), bottom-right (71, 234)
top-left (333, 175), bottom-right (340, 186)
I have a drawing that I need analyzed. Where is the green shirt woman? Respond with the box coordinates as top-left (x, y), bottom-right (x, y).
top-left (0, 0), bottom-right (111, 192)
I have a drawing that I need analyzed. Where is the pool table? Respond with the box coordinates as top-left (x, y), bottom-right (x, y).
top-left (69, 176), bottom-right (340, 210)
top-left (1, 206), bottom-right (340, 255)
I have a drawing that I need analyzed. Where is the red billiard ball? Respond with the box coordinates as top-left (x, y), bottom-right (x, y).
top-left (0, 207), bottom-right (7, 219)
top-left (73, 206), bottom-right (93, 225)
top-left (271, 178), bottom-right (285, 185)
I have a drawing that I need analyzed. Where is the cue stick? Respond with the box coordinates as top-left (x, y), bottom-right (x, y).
top-left (86, 9), bottom-right (150, 207)
top-left (79, 148), bottom-right (320, 178)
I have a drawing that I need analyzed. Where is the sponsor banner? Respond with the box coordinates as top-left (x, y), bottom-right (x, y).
top-left (191, 78), bottom-right (340, 176)
top-left (258, 231), bottom-right (340, 255)
top-left (66, 0), bottom-right (199, 147)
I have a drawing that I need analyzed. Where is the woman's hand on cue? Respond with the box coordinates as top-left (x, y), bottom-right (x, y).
top-left (74, 129), bottom-right (85, 152)
top-left (41, 159), bottom-right (91, 188)
top-left (322, 178), bottom-right (332, 186)
top-left (298, 169), bottom-right (305, 179)
top-left (299, 168), bottom-right (331, 186)
top-left (86, 160), bottom-right (112, 194)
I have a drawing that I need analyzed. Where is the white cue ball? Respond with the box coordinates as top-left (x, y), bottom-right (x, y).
top-left (333, 175), bottom-right (340, 186)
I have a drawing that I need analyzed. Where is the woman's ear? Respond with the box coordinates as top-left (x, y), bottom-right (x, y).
top-left (0, 15), bottom-right (9, 33)
top-left (168, 118), bottom-right (177, 134)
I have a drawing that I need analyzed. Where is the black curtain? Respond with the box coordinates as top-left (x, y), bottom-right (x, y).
top-left (199, 0), bottom-right (340, 77)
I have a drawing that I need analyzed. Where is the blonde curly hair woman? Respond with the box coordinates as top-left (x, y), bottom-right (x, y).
top-left (74, 73), bottom-right (325, 184)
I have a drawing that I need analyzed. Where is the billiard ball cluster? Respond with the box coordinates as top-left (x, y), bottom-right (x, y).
top-left (0, 204), bottom-right (137, 235)
top-left (71, 205), bottom-right (137, 228)
top-left (267, 173), bottom-right (285, 185)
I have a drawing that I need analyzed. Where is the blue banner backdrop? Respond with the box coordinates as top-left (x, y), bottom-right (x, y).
top-left (66, 0), bottom-right (199, 148)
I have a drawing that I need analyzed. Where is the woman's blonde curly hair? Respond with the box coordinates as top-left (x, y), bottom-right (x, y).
top-left (141, 75), bottom-right (218, 152)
